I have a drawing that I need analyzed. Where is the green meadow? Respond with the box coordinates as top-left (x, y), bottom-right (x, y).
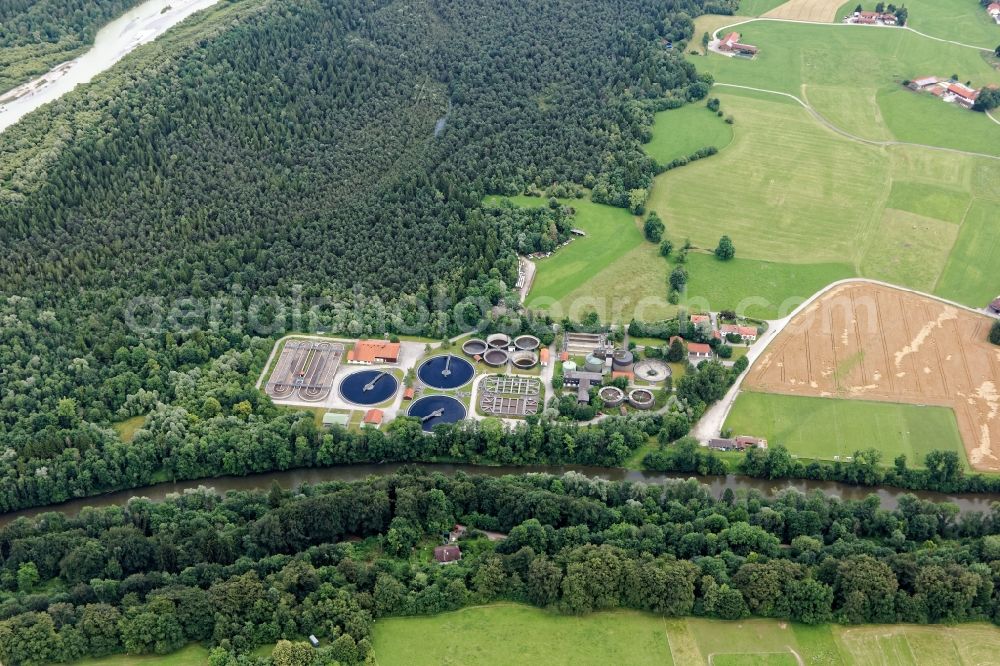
top-left (372, 603), bottom-right (1000, 665)
top-left (70, 645), bottom-right (210, 666)
top-left (488, 195), bottom-right (672, 323)
top-left (724, 392), bottom-right (968, 468)
top-left (694, 19), bottom-right (1000, 154)
top-left (647, 87), bottom-right (1000, 308)
top-left (645, 103), bottom-right (734, 164)
top-left (838, 0), bottom-right (1000, 49)
top-left (738, 0), bottom-right (789, 16)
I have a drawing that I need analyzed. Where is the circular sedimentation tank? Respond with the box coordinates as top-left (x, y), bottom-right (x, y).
top-left (417, 354), bottom-right (475, 389)
top-left (408, 395), bottom-right (467, 432)
top-left (486, 333), bottom-right (511, 348)
top-left (633, 359), bottom-right (671, 383)
top-left (628, 388), bottom-right (655, 410)
top-left (462, 338), bottom-right (488, 356)
top-left (584, 353), bottom-right (605, 374)
top-left (599, 386), bottom-right (625, 407)
top-left (612, 349), bottom-right (634, 369)
top-left (562, 360), bottom-right (578, 372)
top-left (513, 335), bottom-right (540, 350)
top-left (510, 350), bottom-right (538, 369)
top-left (339, 370), bottom-right (399, 405)
top-left (482, 348), bottom-right (509, 367)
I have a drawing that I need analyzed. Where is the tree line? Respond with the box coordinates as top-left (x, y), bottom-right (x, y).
top-left (2, 468), bottom-right (1000, 664)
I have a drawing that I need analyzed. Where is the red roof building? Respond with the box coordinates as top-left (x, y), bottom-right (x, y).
top-left (688, 343), bottom-right (713, 357)
top-left (348, 340), bottom-right (400, 364)
top-left (990, 297), bottom-right (1000, 313)
top-left (560, 351), bottom-right (570, 362)
top-left (363, 409), bottom-right (384, 426)
top-left (987, 2), bottom-right (1000, 14)
top-left (403, 387), bottom-right (415, 400)
top-left (612, 370), bottom-right (634, 381)
top-left (540, 348), bottom-right (550, 366)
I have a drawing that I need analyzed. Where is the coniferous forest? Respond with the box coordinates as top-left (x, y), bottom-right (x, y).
top-left (0, 0), bottom-right (716, 508)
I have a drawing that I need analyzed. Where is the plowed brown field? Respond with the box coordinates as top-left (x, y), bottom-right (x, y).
top-left (746, 283), bottom-right (1000, 470)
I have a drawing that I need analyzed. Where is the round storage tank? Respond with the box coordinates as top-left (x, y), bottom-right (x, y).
top-left (408, 395), bottom-right (467, 432)
top-left (562, 360), bottom-right (578, 372)
top-left (417, 355), bottom-right (475, 389)
top-left (487, 333), bottom-right (511, 348)
top-left (482, 348), bottom-right (509, 367)
top-left (339, 370), bottom-right (399, 405)
top-left (612, 349), bottom-right (634, 370)
top-left (628, 388), bottom-right (655, 410)
top-left (513, 335), bottom-right (540, 350)
top-left (584, 353), bottom-right (604, 374)
top-left (599, 386), bottom-right (625, 407)
top-left (510, 350), bottom-right (538, 369)
top-left (462, 338), bottom-right (488, 356)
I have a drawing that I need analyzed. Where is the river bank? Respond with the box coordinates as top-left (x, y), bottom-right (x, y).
top-left (2, 461), bottom-right (996, 528)
top-left (0, 0), bottom-right (219, 133)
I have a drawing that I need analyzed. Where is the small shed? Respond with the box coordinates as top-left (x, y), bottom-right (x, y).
top-left (990, 296), bottom-right (1000, 314)
top-left (322, 412), bottom-right (349, 428)
top-left (434, 545), bottom-right (462, 564)
top-left (308, 635), bottom-right (320, 648)
top-left (363, 409), bottom-right (384, 427)
top-left (403, 387), bottom-right (415, 400)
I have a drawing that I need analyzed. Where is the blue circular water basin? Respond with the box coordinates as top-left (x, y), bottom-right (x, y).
top-left (407, 395), bottom-right (467, 431)
top-left (338, 370), bottom-right (399, 405)
top-left (417, 354), bottom-right (475, 389)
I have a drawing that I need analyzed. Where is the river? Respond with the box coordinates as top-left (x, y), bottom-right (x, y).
top-left (1, 463), bottom-right (996, 527)
top-left (0, 0), bottom-right (219, 133)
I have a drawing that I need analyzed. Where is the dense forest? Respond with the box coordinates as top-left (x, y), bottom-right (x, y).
top-left (0, 0), bottom-right (144, 92)
top-left (1, 468), bottom-right (999, 665)
top-left (0, 0), bottom-right (716, 503)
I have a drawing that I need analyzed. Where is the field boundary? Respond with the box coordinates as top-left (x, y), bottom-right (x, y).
top-left (692, 277), bottom-right (999, 444)
top-left (711, 16), bottom-right (994, 52)
top-left (713, 83), bottom-right (1000, 162)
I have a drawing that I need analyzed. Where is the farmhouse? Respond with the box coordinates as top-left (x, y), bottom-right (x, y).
top-left (720, 324), bottom-right (758, 342)
top-left (434, 545), bottom-right (462, 564)
top-left (348, 340), bottom-right (400, 364)
top-left (944, 82), bottom-right (979, 108)
top-left (717, 31), bottom-right (759, 57)
top-left (988, 2), bottom-right (1000, 22)
top-left (990, 296), bottom-right (1000, 314)
top-left (908, 76), bottom-right (938, 90)
top-left (845, 10), bottom-right (900, 25)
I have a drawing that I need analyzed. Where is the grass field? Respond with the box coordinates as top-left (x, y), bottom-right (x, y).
top-left (724, 392), bottom-right (968, 468)
top-left (694, 19), bottom-right (1000, 155)
top-left (739, 0), bottom-right (791, 17)
top-left (645, 104), bottom-right (734, 164)
top-left (490, 196), bottom-right (672, 323)
top-left (372, 604), bottom-right (1000, 665)
top-left (646, 87), bottom-right (1000, 309)
top-left (112, 415), bottom-right (147, 443)
top-left (837, 0), bottom-right (1000, 49)
top-left (680, 252), bottom-right (855, 319)
top-left (70, 645), bottom-right (210, 666)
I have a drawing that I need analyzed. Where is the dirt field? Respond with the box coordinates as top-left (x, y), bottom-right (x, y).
top-left (745, 283), bottom-right (1000, 470)
top-left (764, 0), bottom-right (843, 22)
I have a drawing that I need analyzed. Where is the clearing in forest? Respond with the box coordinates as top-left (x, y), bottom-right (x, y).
top-left (493, 196), bottom-right (672, 323)
top-left (743, 282), bottom-right (1000, 471)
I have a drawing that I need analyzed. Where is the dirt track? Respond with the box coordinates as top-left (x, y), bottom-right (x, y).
top-left (764, 0), bottom-right (843, 22)
top-left (746, 283), bottom-right (1000, 470)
